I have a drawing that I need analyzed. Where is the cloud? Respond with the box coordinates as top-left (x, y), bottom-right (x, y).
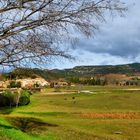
top-left (75, 0), bottom-right (140, 59)
top-left (52, 0), bottom-right (140, 69)
top-left (50, 50), bottom-right (136, 69)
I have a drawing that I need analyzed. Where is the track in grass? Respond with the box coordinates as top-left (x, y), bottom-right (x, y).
top-left (80, 112), bottom-right (140, 119)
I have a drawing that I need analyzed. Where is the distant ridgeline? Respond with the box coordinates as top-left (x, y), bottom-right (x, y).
top-left (0, 68), bottom-right (60, 81)
top-left (49, 63), bottom-right (140, 77)
top-left (1, 63), bottom-right (140, 85)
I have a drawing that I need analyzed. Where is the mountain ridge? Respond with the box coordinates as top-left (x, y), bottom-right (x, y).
top-left (1, 63), bottom-right (140, 81)
top-left (50, 63), bottom-right (140, 77)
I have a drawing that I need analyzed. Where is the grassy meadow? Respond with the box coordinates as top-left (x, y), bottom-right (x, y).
top-left (0, 86), bottom-right (140, 140)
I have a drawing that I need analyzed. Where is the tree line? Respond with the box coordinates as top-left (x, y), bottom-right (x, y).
top-left (68, 77), bottom-right (108, 86)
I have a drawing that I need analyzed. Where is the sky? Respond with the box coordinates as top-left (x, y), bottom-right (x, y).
top-left (50, 0), bottom-right (140, 69)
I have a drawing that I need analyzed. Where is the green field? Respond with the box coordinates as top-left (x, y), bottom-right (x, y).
top-left (0, 86), bottom-right (140, 140)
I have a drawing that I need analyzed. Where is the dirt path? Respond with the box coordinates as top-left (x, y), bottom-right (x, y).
top-left (123, 88), bottom-right (140, 91)
top-left (80, 112), bottom-right (140, 119)
top-left (41, 92), bottom-right (76, 95)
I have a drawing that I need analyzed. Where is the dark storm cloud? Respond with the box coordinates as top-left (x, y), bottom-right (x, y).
top-left (53, 0), bottom-right (140, 69)
top-left (76, 0), bottom-right (140, 58)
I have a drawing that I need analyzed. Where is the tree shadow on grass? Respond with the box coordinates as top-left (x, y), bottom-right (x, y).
top-left (7, 117), bottom-right (58, 133)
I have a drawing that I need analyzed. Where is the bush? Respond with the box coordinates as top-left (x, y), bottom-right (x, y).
top-left (0, 90), bottom-right (30, 107)
top-left (34, 82), bottom-right (40, 88)
top-left (0, 95), bottom-right (10, 107)
top-left (8, 81), bottom-right (21, 88)
top-left (1, 90), bottom-right (14, 107)
top-left (18, 90), bottom-right (30, 106)
top-left (16, 81), bottom-right (21, 88)
top-left (50, 82), bottom-right (54, 88)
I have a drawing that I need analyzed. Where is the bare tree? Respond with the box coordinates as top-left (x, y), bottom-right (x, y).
top-left (0, 0), bottom-right (126, 67)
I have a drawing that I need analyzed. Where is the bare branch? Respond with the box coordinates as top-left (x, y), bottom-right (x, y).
top-left (0, 0), bottom-right (126, 67)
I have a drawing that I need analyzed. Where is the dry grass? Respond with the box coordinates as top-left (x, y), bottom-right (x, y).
top-left (80, 112), bottom-right (140, 119)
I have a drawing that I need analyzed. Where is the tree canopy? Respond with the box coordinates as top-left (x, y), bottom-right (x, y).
top-left (0, 0), bottom-right (126, 67)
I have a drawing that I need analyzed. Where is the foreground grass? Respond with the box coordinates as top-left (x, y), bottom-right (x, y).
top-left (0, 86), bottom-right (140, 140)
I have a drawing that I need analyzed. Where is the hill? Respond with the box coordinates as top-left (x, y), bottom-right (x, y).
top-left (51, 63), bottom-right (140, 77)
top-left (2, 63), bottom-right (140, 81)
top-left (1, 68), bottom-right (61, 81)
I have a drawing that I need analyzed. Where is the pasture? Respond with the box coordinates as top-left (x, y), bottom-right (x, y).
top-left (0, 86), bottom-right (140, 140)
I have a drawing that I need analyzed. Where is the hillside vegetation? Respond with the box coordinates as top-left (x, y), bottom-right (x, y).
top-left (2, 63), bottom-right (140, 81)
top-left (1, 68), bottom-right (61, 81)
top-left (51, 63), bottom-right (140, 77)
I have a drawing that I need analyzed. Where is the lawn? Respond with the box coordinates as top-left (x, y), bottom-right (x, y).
top-left (0, 86), bottom-right (140, 140)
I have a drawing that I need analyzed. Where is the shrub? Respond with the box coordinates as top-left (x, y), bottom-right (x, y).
top-left (0, 95), bottom-right (10, 107)
top-left (50, 82), bottom-right (54, 88)
top-left (16, 81), bottom-right (21, 88)
top-left (0, 90), bottom-right (30, 107)
top-left (18, 90), bottom-right (30, 106)
top-left (1, 90), bottom-right (14, 107)
top-left (34, 82), bottom-right (40, 88)
top-left (8, 81), bottom-right (21, 88)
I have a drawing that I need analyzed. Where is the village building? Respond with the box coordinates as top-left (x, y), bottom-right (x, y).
top-left (50, 81), bottom-right (69, 87)
top-left (0, 77), bottom-right (49, 89)
top-left (0, 81), bottom-right (10, 88)
top-left (16, 78), bottom-right (50, 88)
top-left (119, 80), bottom-right (140, 86)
